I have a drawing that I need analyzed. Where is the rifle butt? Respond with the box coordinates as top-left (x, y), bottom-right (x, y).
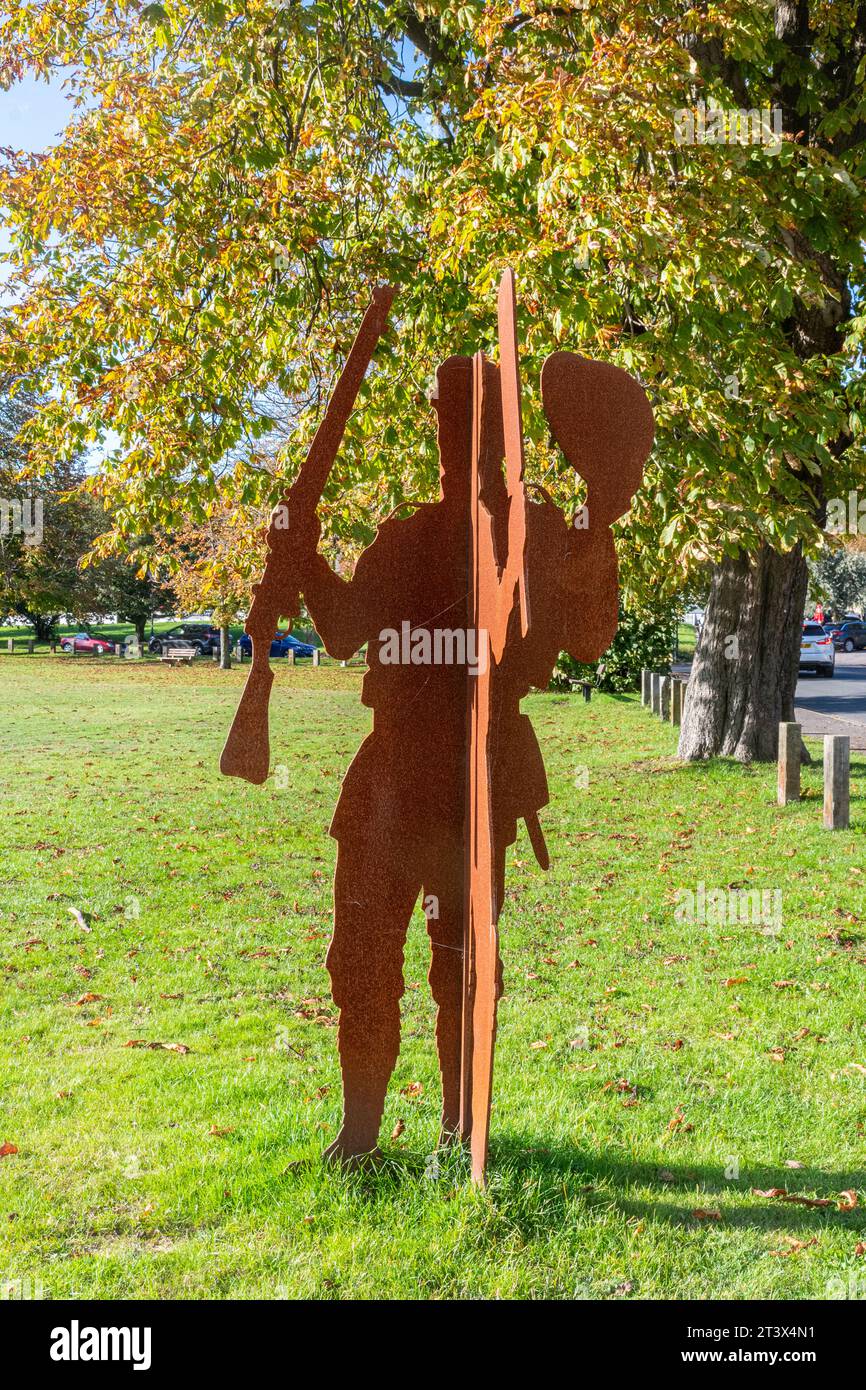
top-left (220, 652), bottom-right (274, 785)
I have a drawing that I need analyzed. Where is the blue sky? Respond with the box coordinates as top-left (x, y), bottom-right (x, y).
top-left (0, 73), bottom-right (77, 151)
top-left (0, 75), bottom-right (79, 290)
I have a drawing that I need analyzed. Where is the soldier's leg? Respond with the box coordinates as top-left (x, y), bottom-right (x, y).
top-left (423, 852), bottom-right (465, 1143)
top-left (324, 840), bottom-right (421, 1163)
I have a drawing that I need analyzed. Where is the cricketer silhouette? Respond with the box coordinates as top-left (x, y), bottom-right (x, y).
top-left (222, 272), bottom-right (653, 1183)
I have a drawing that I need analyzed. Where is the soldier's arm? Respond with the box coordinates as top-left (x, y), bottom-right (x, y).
top-left (302, 525), bottom-right (396, 661)
top-left (301, 552), bottom-right (368, 660)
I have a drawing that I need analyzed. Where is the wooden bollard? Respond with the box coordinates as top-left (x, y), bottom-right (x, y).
top-left (650, 672), bottom-right (662, 716)
top-left (660, 675), bottom-right (672, 721)
top-left (286, 648), bottom-right (295, 665)
top-left (312, 648), bottom-right (320, 667)
top-left (641, 669), bottom-right (651, 706)
top-left (6, 638), bottom-right (13, 654)
top-left (670, 678), bottom-right (684, 726)
top-left (26, 638), bottom-right (35, 654)
top-left (823, 735), bottom-right (850, 830)
top-left (777, 722), bottom-right (801, 805)
top-left (581, 682), bottom-right (591, 703)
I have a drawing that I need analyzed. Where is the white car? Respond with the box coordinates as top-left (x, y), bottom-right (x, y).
top-left (800, 622), bottom-right (835, 677)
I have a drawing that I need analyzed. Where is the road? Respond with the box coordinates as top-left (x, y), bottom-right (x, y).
top-left (673, 650), bottom-right (866, 747)
top-left (794, 649), bottom-right (866, 748)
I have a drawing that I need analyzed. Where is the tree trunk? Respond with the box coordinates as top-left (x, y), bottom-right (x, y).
top-left (135, 618), bottom-right (146, 645)
top-left (678, 541), bottom-right (809, 762)
top-left (219, 624), bottom-right (232, 670)
top-left (28, 612), bottom-right (59, 643)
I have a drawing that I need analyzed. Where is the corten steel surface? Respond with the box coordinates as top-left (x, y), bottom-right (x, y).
top-left (221, 272), bottom-right (653, 1180)
top-left (220, 284), bottom-right (396, 786)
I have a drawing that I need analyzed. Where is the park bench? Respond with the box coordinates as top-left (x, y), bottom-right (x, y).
top-left (159, 641), bottom-right (198, 666)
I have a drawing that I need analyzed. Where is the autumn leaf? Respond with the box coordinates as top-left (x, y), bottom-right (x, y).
top-left (400, 1082), bottom-right (423, 1099)
top-left (390, 1119), bottom-right (405, 1140)
top-left (692, 1208), bottom-right (722, 1221)
top-left (0, 1142), bottom-right (18, 1158)
top-left (770, 1236), bottom-right (818, 1257)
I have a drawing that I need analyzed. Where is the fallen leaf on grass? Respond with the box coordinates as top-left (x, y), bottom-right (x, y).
top-left (400, 1082), bottom-right (423, 1099)
top-left (0, 1143), bottom-right (18, 1158)
top-left (837, 1190), bottom-right (858, 1211)
top-left (770, 1236), bottom-right (818, 1257)
top-left (123, 1040), bottom-right (191, 1054)
top-left (855, 1242), bottom-right (866, 1256)
top-left (767, 1047), bottom-right (786, 1063)
top-left (752, 1187), bottom-right (788, 1198)
top-left (390, 1119), bottom-right (405, 1140)
top-left (692, 1208), bottom-right (722, 1221)
top-left (723, 977), bottom-right (749, 988)
top-left (209, 1125), bottom-right (234, 1138)
top-left (74, 993), bottom-right (103, 1006)
top-left (784, 1160), bottom-right (805, 1169)
top-left (68, 907), bottom-right (91, 933)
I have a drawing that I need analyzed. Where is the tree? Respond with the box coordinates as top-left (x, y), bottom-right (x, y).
top-left (170, 493), bottom-right (266, 668)
top-left (810, 545), bottom-right (866, 617)
top-left (87, 551), bottom-right (176, 645)
top-left (0, 3), bottom-right (864, 756)
top-left (0, 384), bottom-right (101, 638)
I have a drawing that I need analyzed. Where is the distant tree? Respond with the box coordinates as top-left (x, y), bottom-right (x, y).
top-left (87, 550), bottom-right (176, 645)
top-left (170, 496), bottom-right (266, 668)
top-left (810, 546), bottom-right (866, 617)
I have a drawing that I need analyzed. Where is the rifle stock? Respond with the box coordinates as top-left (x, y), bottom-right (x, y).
top-left (220, 284), bottom-right (395, 786)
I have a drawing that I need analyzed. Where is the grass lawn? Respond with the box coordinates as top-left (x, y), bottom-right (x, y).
top-left (2, 658), bottom-right (865, 1300)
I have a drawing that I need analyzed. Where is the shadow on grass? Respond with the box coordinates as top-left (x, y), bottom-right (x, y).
top-left (310, 1134), bottom-right (865, 1238)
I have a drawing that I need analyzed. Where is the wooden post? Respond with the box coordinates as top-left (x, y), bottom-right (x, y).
top-left (6, 638), bottom-right (13, 654)
top-left (286, 648), bottom-right (295, 665)
top-left (823, 735), bottom-right (850, 830)
top-left (660, 675), bottom-right (671, 721)
top-left (581, 682), bottom-right (591, 702)
top-left (26, 638), bottom-right (35, 654)
top-left (670, 678), bottom-right (684, 726)
top-left (641, 669), bottom-right (651, 706)
top-left (777, 722), bottom-right (801, 805)
top-left (650, 672), bottom-right (661, 716)
top-left (312, 648), bottom-right (320, 667)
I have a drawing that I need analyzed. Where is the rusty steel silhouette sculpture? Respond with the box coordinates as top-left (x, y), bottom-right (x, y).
top-left (222, 271), bottom-right (653, 1183)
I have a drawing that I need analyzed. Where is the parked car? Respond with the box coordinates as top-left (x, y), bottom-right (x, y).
top-left (238, 631), bottom-right (317, 659)
top-left (149, 623), bottom-right (220, 655)
top-left (829, 621), bottom-right (866, 653)
top-left (799, 622), bottom-right (835, 676)
top-left (59, 632), bottom-right (116, 654)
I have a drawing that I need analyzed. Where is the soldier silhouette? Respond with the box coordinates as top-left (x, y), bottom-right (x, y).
top-left (284, 350), bottom-right (653, 1164)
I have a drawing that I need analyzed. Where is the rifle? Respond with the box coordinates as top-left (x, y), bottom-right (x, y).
top-left (220, 284), bottom-right (396, 785)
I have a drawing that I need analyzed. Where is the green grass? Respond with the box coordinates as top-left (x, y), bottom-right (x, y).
top-left (1, 659), bottom-right (865, 1300)
top-left (676, 622), bottom-right (697, 658)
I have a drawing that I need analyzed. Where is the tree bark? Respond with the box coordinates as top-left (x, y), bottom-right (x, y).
top-left (219, 624), bottom-right (232, 670)
top-left (678, 542), bottom-right (809, 762)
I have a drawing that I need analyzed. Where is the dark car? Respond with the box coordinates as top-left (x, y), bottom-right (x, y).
top-left (238, 631), bottom-right (317, 659)
top-left (830, 621), bottom-right (866, 653)
top-left (149, 623), bottom-right (220, 656)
